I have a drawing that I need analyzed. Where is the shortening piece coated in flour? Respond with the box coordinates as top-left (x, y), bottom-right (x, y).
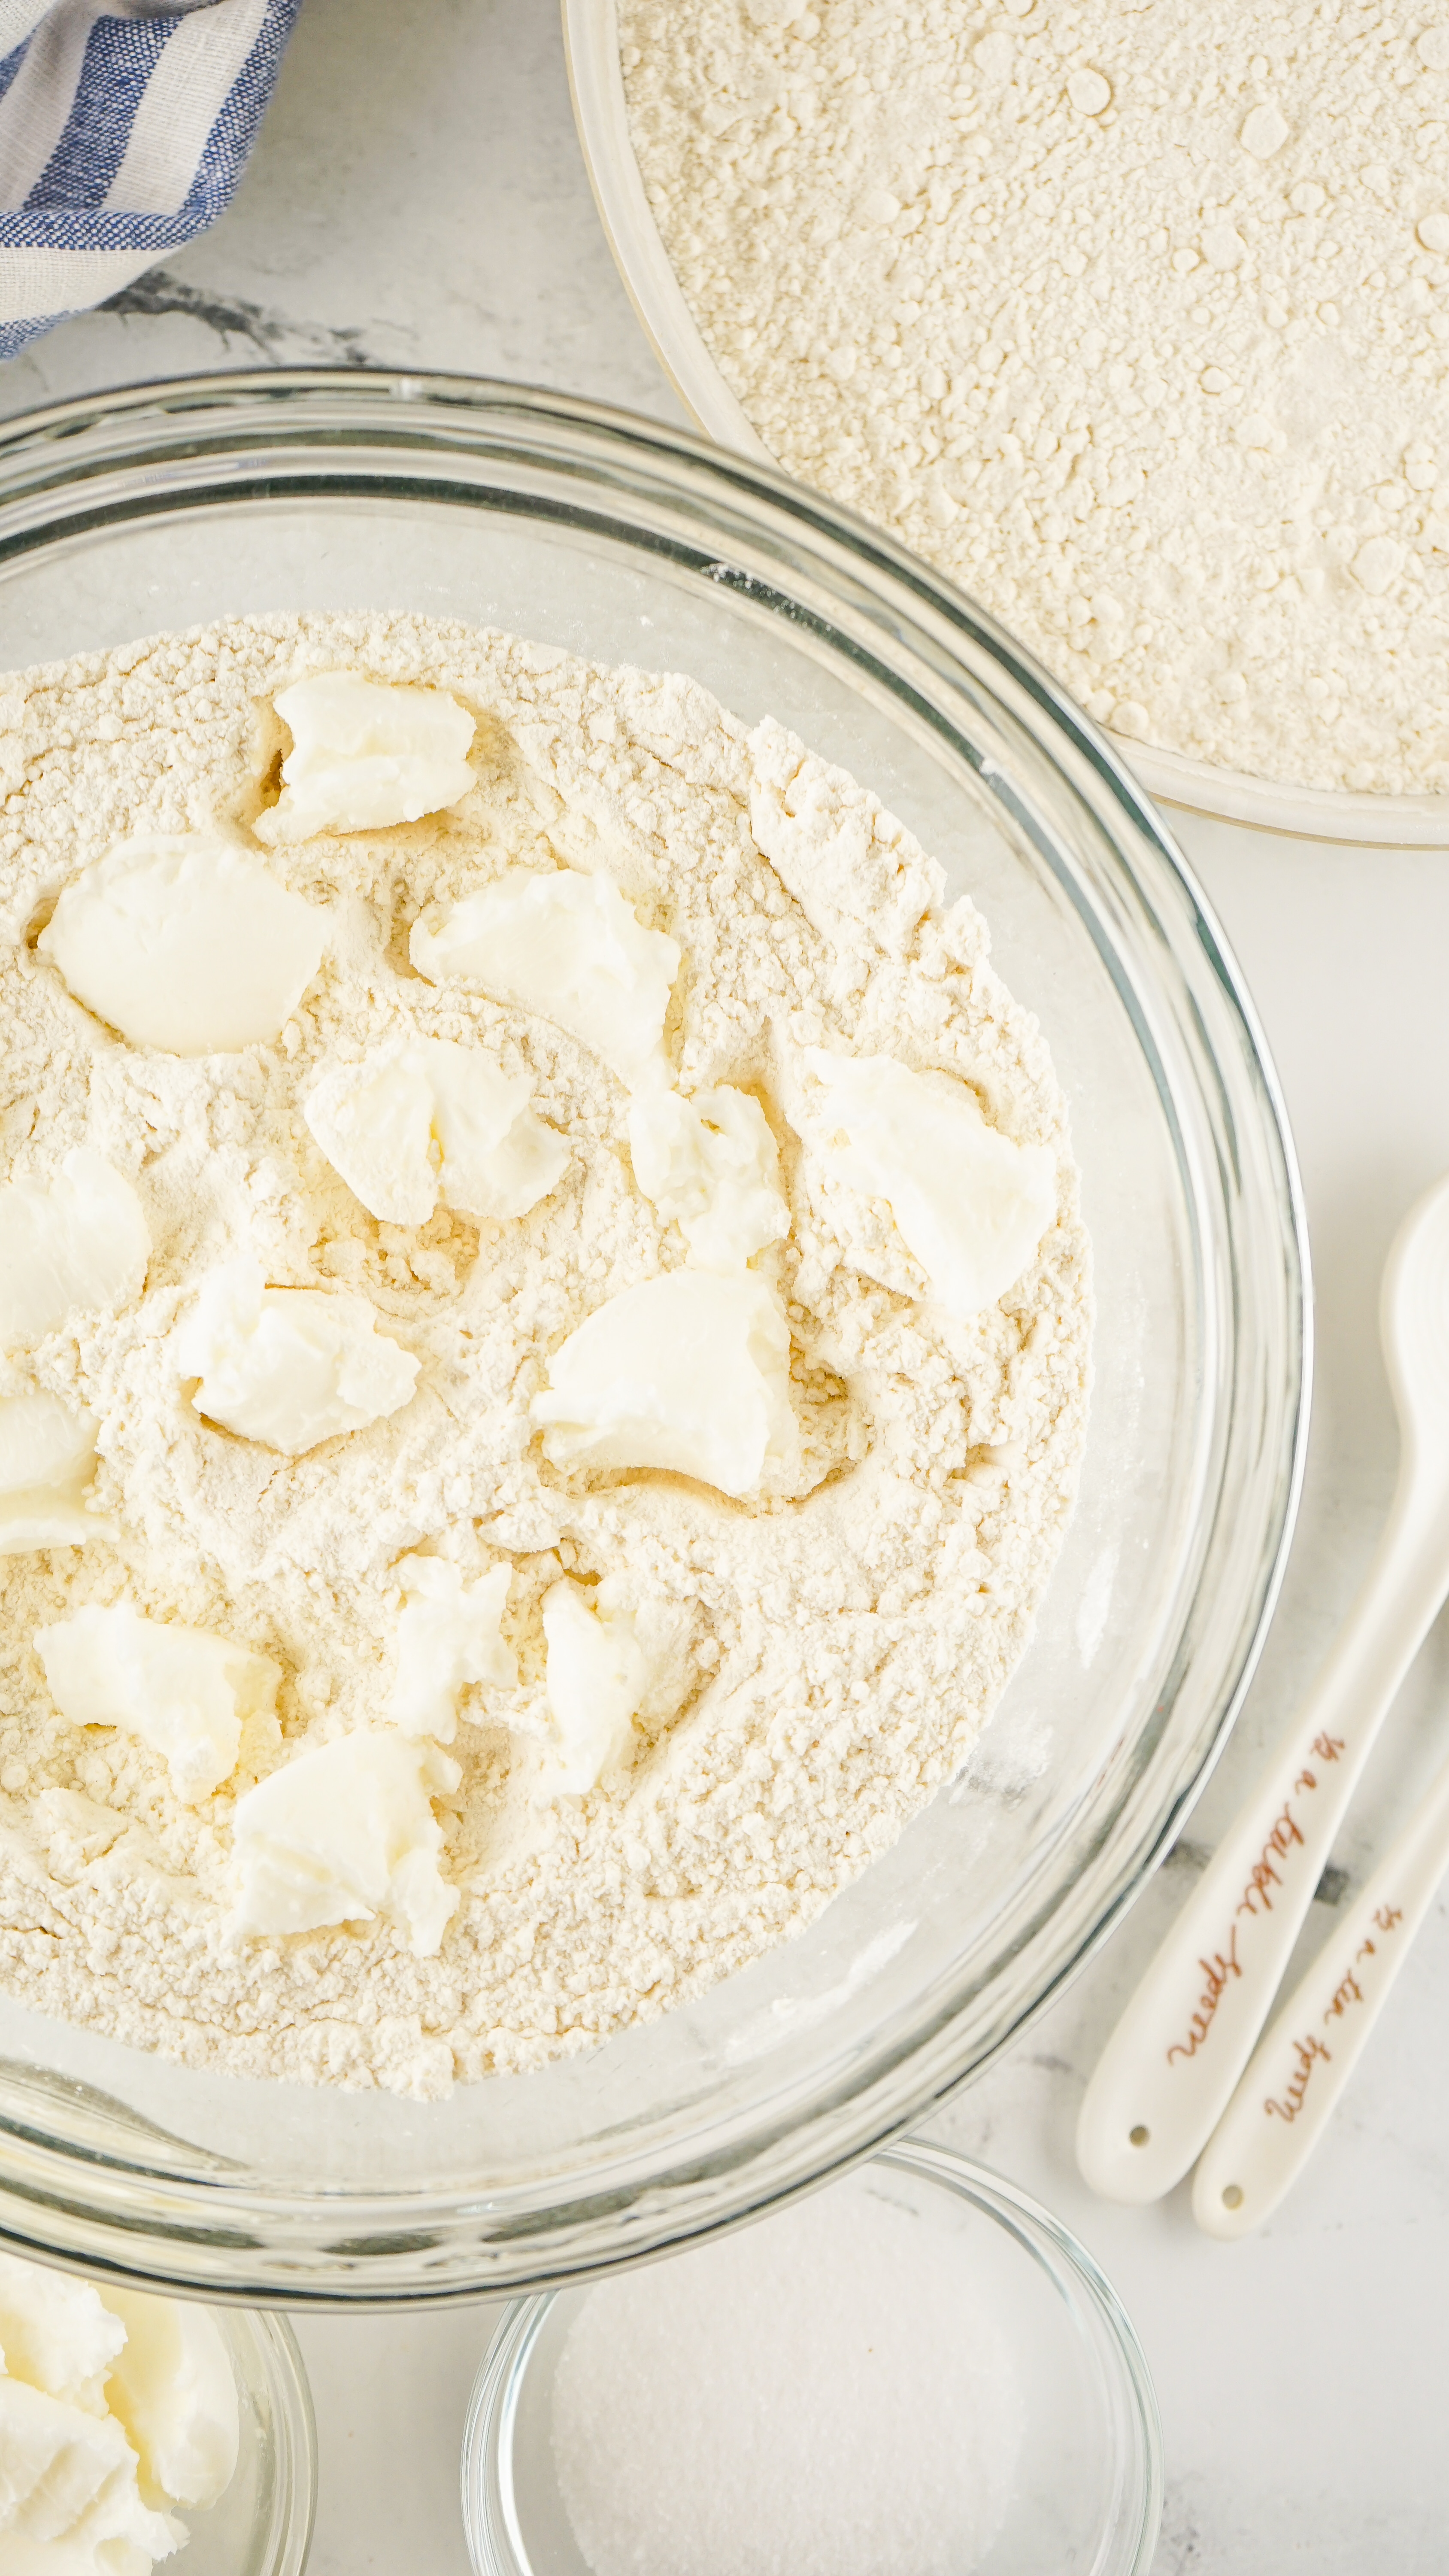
top-left (0, 613), bottom-right (1088, 2098)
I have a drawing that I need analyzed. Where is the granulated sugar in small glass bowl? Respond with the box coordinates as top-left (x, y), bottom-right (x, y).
top-left (461, 2143), bottom-right (1163, 2576)
top-left (552, 2181), bottom-right (1020, 2576)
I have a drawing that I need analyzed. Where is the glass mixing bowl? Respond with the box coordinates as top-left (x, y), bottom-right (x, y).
top-left (460, 2143), bottom-right (1162, 2576)
top-left (0, 371), bottom-right (1306, 2303)
top-left (564, 0), bottom-right (1449, 848)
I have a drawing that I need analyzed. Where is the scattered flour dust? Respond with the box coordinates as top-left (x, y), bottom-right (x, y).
top-left (621, 0), bottom-right (1449, 796)
top-left (0, 611), bottom-right (1088, 2099)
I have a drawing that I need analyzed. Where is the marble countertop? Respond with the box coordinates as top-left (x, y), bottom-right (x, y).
top-left (8, 5), bottom-right (1449, 2567)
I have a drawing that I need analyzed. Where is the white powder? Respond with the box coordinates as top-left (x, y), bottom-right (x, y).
top-left (0, 611), bottom-right (1088, 2099)
top-left (622, 0), bottom-right (1449, 796)
top-left (550, 2173), bottom-right (1022, 2576)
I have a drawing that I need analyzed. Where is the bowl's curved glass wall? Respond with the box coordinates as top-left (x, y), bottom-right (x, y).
top-left (189, 2311), bottom-right (316, 2576)
top-left (0, 374), bottom-right (1306, 2300)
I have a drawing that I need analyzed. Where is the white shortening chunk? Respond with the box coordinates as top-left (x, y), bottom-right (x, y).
top-left (0, 1148), bottom-right (149, 1351)
top-left (0, 1392), bottom-right (103, 1554)
top-left (35, 1603), bottom-right (279, 1804)
top-left (39, 832), bottom-right (327, 1054)
top-left (256, 670), bottom-right (476, 842)
top-left (803, 1049), bottom-right (1057, 1318)
top-left (303, 1037), bottom-right (567, 1227)
top-left (0, 2252), bottom-right (235, 2557)
top-left (229, 1731), bottom-right (460, 1956)
top-left (532, 1270), bottom-right (795, 1499)
top-left (0, 2374), bottom-right (179, 2562)
top-left (539, 1579), bottom-right (649, 1797)
top-left (175, 1261), bottom-right (419, 1455)
top-left (0, 2253), bottom-right (124, 2417)
top-left (306, 1045), bottom-right (433, 1226)
top-left (627, 1083), bottom-right (789, 1270)
top-left (422, 1037), bottom-right (570, 1221)
top-left (306, 1044), bottom-right (435, 1225)
top-left (98, 2286), bottom-right (239, 2512)
top-left (389, 1557), bottom-right (517, 1743)
top-left (410, 866), bottom-right (679, 1088)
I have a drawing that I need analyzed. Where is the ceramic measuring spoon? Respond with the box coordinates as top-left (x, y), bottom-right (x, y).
top-left (1076, 1169), bottom-right (1449, 2204)
top-left (1193, 1735), bottom-right (1449, 2236)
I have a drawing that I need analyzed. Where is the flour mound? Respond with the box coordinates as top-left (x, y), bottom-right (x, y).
top-left (0, 611), bottom-right (1089, 2098)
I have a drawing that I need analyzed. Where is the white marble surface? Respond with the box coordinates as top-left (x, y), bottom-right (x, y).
top-left (9, 5), bottom-right (1449, 2568)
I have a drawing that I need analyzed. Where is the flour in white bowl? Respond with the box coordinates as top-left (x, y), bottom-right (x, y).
top-left (622, 0), bottom-right (1449, 797)
top-left (0, 612), bottom-right (1088, 2097)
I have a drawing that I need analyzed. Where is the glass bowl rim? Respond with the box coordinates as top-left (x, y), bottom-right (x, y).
top-left (0, 364), bottom-right (1309, 2303)
top-left (227, 2308), bottom-right (318, 2576)
top-left (458, 2137), bottom-right (1165, 2576)
top-left (562, 0), bottom-right (1449, 850)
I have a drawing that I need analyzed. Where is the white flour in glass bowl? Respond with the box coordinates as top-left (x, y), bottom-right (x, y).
top-left (0, 613), bottom-right (1088, 2098)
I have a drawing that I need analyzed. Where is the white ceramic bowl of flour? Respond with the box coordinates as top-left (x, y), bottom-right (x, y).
top-left (0, 371), bottom-right (1304, 2303)
top-left (564, 0), bottom-right (1449, 848)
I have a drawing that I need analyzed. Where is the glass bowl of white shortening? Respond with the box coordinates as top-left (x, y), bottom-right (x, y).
top-left (0, 371), bottom-right (1306, 2302)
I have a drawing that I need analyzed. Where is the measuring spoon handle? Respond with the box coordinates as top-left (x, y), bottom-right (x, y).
top-left (1192, 1747), bottom-right (1449, 2237)
top-left (1076, 1460), bottom-right (1449, 2203)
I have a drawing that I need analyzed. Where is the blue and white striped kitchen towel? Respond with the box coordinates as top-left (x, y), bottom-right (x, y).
top-left (0, 0), bottom-right (301, 358)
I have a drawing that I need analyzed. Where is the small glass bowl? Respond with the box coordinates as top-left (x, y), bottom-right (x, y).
top-left (460, 2141), bottom-right (1162, 2576)
top-left (12, 2294), bottom-right (317, 2576)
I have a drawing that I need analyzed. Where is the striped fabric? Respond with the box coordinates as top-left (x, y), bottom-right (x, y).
top-left (0, 0), bottom-right (301, 358)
